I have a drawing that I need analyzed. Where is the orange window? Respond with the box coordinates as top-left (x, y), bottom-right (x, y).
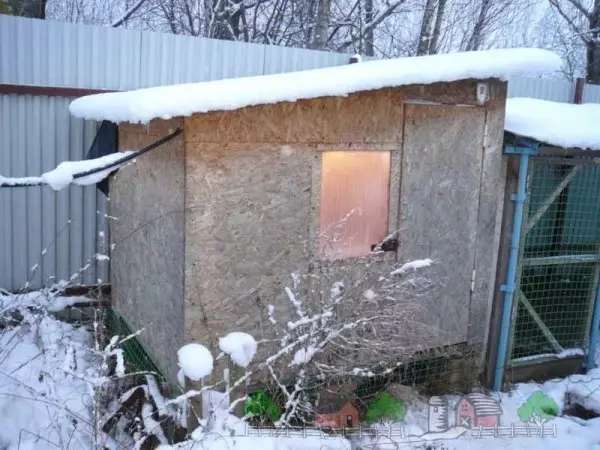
top-left (319, 151), bottom-right (391, 260)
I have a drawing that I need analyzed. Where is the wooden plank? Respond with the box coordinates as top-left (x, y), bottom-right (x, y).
top-left (504, 355), bottom-right (584, 384)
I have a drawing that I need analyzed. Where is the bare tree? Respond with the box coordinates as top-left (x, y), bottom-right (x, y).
top-left (416, 0), bottom-right (437, 54)
top-left (5, 0), bottom-right (46, 18)
top-left (312, 0), bottom-right (332, 48)
top-left (549, 0), bottom-right (600, 83)
top-left (428, 0), bottom-right (446, 53)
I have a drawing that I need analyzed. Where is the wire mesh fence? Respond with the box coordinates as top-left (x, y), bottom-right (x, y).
top-left (243, 343), bottom-right (483, 427)
top-left (509, 159), bottom-right (600, 363)
top-left (103, 307), bottom-right (180, 392)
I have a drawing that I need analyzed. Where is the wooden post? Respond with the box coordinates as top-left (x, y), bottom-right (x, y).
top-left (574, 77), bottom-right (585, 104)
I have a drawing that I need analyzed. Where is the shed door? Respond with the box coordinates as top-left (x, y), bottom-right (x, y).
top-left (399, 103), bottom-right (486, 345)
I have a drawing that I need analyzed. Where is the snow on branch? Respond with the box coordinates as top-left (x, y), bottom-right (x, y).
top-left (0, 127), bottom-right (182, 190)
top-left (0, 152), bottom-right (134, 190)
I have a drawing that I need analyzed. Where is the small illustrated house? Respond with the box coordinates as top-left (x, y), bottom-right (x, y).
top-left (455, 393), bottom-right (502, 428)
top-left (428, 396), bottom-right (448, 432)
top-left (315, 401), bottom-right (360, 428)
top-left (69, 48), bottom-right (561, 386)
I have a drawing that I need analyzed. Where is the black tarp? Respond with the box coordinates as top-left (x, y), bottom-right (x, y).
top-left (85, 120), bottom-right (118, 196)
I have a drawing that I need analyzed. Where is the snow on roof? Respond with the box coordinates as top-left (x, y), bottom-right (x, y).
top-left (69, 48), bottom-right (561, 124)
top-left (505, 97), bottom-right (600, 150)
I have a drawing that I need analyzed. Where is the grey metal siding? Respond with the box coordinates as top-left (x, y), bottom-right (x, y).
top-left (0, 15), bottom-right (358, 291)
top-left (0, 94), bottom-right (108, 289)
top-left (583, 83), bottom-right (600, 103)
top-left (506, 76), bottom-right (574, 102)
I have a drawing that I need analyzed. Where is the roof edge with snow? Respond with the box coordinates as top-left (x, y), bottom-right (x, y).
top-left (69, 48), bottom-right (562, 124)
top-left (505, 97), bottom-right (600, 151)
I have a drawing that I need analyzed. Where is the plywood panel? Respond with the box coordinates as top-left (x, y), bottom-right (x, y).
top-left (184, 89), bottom-right (405, 144)
top-left (184, 79), bottom-right (505, 145)
top-left (468, 84), bottom-right (508, 346)
top-left (184, 142), bottom-right (314, 371)
top-left (110, 122), bottom-right (186, 383)
top-left (399, 103), bottom-right (486, 346)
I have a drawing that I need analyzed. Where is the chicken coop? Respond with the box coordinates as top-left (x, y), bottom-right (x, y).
top-left (488, 98), bottom-right (600, 390)
top-left (69, 49), bottom-right (560, 391)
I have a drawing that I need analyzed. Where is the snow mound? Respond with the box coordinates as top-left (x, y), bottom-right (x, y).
top-left (69, 48), bottom-right (561, 124)
top-left (0, 293), bottom-right (94, 450)
top-left (505, 98), bottom-right (600, 150)
top-left (177, 343), bottom-right (214, 381)
top-left (0, 290), bottom-right (91, 312)
top-left (219, 332), bottom-right (257, 368)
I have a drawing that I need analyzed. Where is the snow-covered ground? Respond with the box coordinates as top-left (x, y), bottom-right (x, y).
top-left (1, 290), bottom-right (600, 450)
top-left (0, 291), bottom-right (96, 450)
top-left (370, 370), bottom-right (600, 450)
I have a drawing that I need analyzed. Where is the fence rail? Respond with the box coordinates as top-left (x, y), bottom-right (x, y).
top-left (239, 423), bottom-right (558, 439)
top-left (1, 14), bottom-right (599, 291)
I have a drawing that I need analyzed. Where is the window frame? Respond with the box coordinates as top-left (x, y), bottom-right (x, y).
top-left (313, 148), bottom-right (400, 263)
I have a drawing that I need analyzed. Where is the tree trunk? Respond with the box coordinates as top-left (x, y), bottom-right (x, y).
top-left (588, 0), bottom-right (600, 84)
top-left (416, 0), bottom-right (437, 55)
top-left (428, 0), bottom-right (446, 54)
top-left (587, 42), bottom-right (600, 84)
top-left (311, 0), bottom-right (332, 50)
top-left (466, 0), bottom-right (491, 51)
top-left (364, 0), bottom-right (374, 56)
top-left (7, 0), bottom-right (46, 18)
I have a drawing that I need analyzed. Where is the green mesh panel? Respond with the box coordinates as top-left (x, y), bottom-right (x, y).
top-left (104, 307), bottom-right (169, 384)
top-left (509, 160), bottom-right (600, 363)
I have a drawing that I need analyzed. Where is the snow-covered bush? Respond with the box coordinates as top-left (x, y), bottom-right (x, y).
top-left (170, 256), bottom-right (438, 434)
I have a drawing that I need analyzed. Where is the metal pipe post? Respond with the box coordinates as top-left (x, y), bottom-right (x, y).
top-left (587, 284), bottom-right (600, 370)
top-left (493, 151), bottom-right (531, 391)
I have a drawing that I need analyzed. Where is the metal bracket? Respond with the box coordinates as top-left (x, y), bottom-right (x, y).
top-left (510, 193), bottom-right (527, 203)
top-left (504, 142), bottom-right (540, 156)
top-left (500, 283), bottom-right (515, 294)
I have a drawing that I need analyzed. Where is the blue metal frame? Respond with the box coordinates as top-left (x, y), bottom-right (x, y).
top-left (587, 284), bottom-right (600, 370)
top-left (493, 142), bottom-right (539, 391)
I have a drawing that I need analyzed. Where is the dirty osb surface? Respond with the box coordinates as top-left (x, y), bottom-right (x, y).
top-left (111, 80), bottom-right (508, 387)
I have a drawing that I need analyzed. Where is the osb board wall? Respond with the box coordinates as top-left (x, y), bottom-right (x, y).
top-left (107, 79), bottom-right (508, 387)
top-left (111, 119), bottom-right (186, 383)
top-left (184, 142), bottom-right (314, 371)
top-left (399, 103), bottom-right (485, 347)
top-left (182, 79), bottom-right (508, 373)
top-left (468, 84), bottom-right (508, 349)
top-left (184, 79), bottom-right (497, 144)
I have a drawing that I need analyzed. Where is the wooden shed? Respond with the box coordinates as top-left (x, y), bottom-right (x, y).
top-left (69, 48), bottom-right (561, 386)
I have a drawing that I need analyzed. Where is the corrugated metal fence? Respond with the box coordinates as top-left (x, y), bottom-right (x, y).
top-left (1, 14), bottom-right (599, 291)
top-left (0, 15), bottom-right (354, 291)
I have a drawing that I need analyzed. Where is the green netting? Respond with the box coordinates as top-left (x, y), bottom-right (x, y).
top-left (104, 307), bottom-right (169, 384)
top-left (509, 160), bottom-right (600, 363)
